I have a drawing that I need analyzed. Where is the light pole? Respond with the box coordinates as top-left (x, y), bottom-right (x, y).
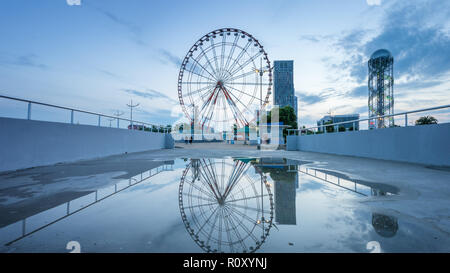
top-left (254, 58), bottom-right (273, 150)
top-left (113, 110), bottom-right (124, 128)
top-left (126, 100), bottom-right (139, 130)
top-left (107, 118), bottom-right (115, 127)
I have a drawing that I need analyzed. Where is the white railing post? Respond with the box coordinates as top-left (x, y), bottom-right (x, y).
top-left (98, 115), bottom-right (101, 126)
top-left (405, 114), bottom-right (408, 127)
top-left (117, 118), bottom-right (119, 128)
top-left (71, 110), bottom-right (74, 124)
top-left (27, 102), bottom-right (32, 120)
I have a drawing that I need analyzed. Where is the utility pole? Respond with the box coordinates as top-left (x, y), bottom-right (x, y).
top-left (255, 58), bottom-right (273, 149)
top-left (107, 118), bottom-right (114, 127)
top-left (113, 110), bottom-right (124, 128)
top-left (126, 100), bottom-right (139, 130)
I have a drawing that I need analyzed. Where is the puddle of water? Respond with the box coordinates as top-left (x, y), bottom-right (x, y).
top-left (0, 157), bottom-right (447, 253)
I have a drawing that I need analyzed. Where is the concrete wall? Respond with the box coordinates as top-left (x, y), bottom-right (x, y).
top-left (286, 135), bottom-right (298, 151)
top-left (0, 117), bottom-right (173, 172)
top-left (287, 123), bottom-right (450, 166)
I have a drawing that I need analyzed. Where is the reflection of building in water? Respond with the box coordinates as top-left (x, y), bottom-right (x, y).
top-left (372, 213), bottom-right (398, 238)
top-left (297, 165), bottom-right (399, 238)
top-left (253, 158), bottom-right (298, 225)
top-left (179, 158), bottom-right (274, 253)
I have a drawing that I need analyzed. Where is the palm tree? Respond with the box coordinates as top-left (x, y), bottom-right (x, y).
top-left (415, 116), bottom-right (438, 125)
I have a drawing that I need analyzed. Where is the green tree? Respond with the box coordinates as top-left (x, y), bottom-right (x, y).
top-left (264, 106), bottom-right (298, 141)
top-left (415, 116), bottom-right (438, 125)
top-left (324, 120), bottom-right (334, 133)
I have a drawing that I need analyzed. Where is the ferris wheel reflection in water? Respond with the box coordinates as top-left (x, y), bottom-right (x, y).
top-left (178, 158), bottom-right (274, 253)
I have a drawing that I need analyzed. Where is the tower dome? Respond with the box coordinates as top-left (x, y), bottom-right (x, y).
top-left (370, 49), bottom-right (392, 59)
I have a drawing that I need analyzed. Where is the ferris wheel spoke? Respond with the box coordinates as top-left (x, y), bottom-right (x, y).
top-left (238, 175), bottom-right (266, 194)
top-left (202, 96), bottom-right (219, 129)
top-left (195, 205), bottom-right (220, 238)
top-left (229, 51), bottom-right (263, 77)
top-left (198, 159), bottom-right (229, 202)
top-left (220, 34), bottom-right (227, 79)
top-left (225, 194), bottom-right (269, 203)
top-left (224, 83), bottom-right (261, 102)
top-left (184, 68), bottom-right (215, 82)
top-left (221, 94), bottom-right (230, 128)
top-left (225, 205), bottom-right (260, 243)
top-left (185, 84), bottom-right (215, 97)
top-left (198, 45), bottom-right (218, 77)
top-left (220, 86), bottom-right (249, 126)
top-left (218, 206), bottom-right (223, 252)
top-left (223, 34), bottom-right (240, 76)
top-left (200, 86), bottom-right (219, 113)
top-left (189, 55), bottom-right (217, 80)
top-left (183, 192), bottom-right (217, 204)
top-left (222, 207), bottom-right (235, 253)
top-left (226, 70), bottom-right (257, 82)
top-left (184, 201), bottom-right (218, 210)
top-left (210, 39), bottom-right (220, 76)
top-left (205, 207), bottom-right (221, 249)
top-left (204, 159), bottom-right (221, 193)
top-left (226, 202), bottom-right (271, 214)
top-left (182, 81), bottom-right (215, 85)
top-left (227, 82), bottom-right (271, 86)
top-left (226, 40), bottom-right (252, 76)
top-left (185, 179), bottom-right (217, 200)
top-left (223, 161), bottom-right (249, 199)
top-left (222, 205), bottom-right (247, 251)
top-left (200, 159), bottom-right (222, 196)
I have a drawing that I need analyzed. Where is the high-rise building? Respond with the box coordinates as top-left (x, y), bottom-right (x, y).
top-left (368, 49), bottom-right (394, 129)
top-left (273, 60), bottom-right (298, 118)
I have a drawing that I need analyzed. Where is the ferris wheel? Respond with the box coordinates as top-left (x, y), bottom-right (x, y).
top-left (178, 158), bottom-right (274, 253)
top-left (177, 28), bottom-right (272, 131)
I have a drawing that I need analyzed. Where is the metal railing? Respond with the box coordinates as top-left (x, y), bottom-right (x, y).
top-left (288, 104), bottom-right (450, 136)
top-left (1, 162), bottom-right (174, 246)
top-left (0, 94), bottom-right (171, 133)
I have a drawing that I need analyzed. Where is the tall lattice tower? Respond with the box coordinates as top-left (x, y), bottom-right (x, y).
top-left (368, 49), bottom-right (394, 129)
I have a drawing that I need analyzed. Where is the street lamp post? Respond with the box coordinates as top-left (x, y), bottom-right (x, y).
top-left (126, 99), bottom-right (139, 130)
top-left (254, 58), bottom-right (272, 150)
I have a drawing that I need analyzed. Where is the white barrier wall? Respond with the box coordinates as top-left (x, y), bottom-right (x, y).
top-left (0, 117), bottom-right (171, 172)
top-left (287, 123), bottom-right (450, 166)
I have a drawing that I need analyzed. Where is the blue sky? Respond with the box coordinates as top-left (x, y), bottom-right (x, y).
top-left (0, 0), bottom-right (449, 127)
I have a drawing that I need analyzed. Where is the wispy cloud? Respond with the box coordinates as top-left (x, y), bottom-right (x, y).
top-left (98, 69), bottom-right (122, 79)
top-left (158, 49), bottom-right (182, 68)
top-left (95, 7), bottom-right (147, 46)
top-left (366, 0), bottom-right (381, 6)
top-left (347, 85), bottom-right (367, 98)
top-left (299, 34), bottom-right (334, 43)
top-left (66, 0), bottom-right (81, 6)
top-left (296, 90), bottom-right (333, 105)
top-left (123, 88), bottom-right (177, 103)
top-left (0, 54), bottom-right (48, 69)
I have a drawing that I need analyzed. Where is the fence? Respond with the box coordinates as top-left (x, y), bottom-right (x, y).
top-left (0, 94), bottom-right (171, 133)
top-left (288, 104), bottom-right (450, 136)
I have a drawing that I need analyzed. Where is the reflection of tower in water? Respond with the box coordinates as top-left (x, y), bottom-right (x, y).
top-left (372, 213), bottom-right (398, 238)
top-left (179, 158), bottom-right (274, 253)
top-left (254, 158), bottom-right (298, 225)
